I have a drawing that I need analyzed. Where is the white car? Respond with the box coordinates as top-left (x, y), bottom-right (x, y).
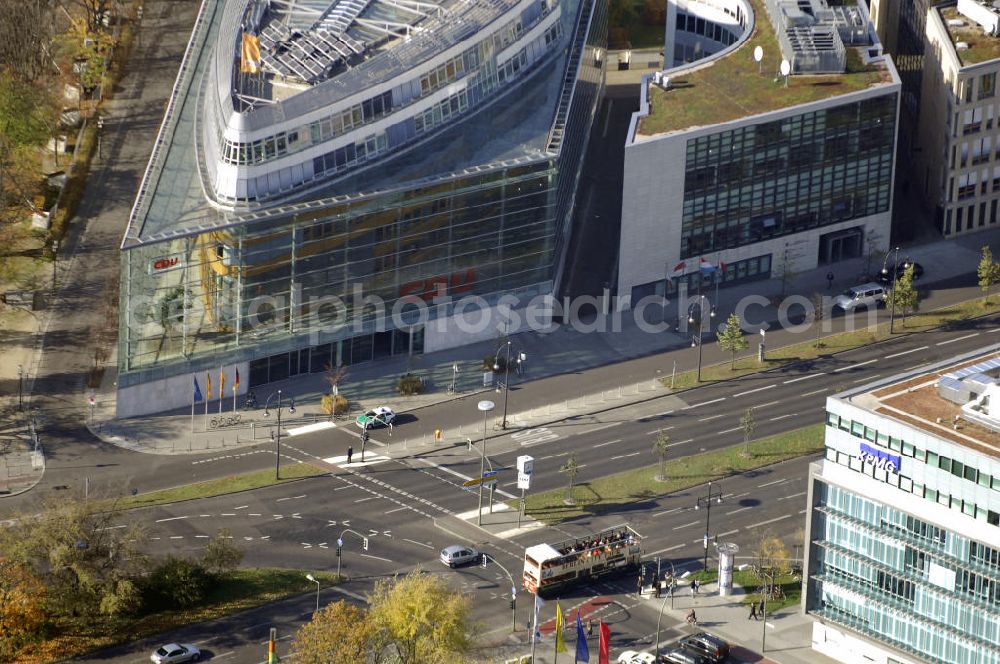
top-left (617, 651), bottom-right (656, 664)
top-left (356, 406), bottom-right (395, 429)
top-left (440, 544), bottom-right (480, 568)
top-left (150, 643), bottom-right (201, 664)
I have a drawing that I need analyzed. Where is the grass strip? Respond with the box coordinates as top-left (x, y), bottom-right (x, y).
top-left (663, 298), bottom-right (1000, 391)
top-left (517, 424), bottom-right (824, 524)
top-left (109, 461), bottom-right (328, 510)
top-left (685, 569), bottom-right (802, 613)
top-left (25, 569), bottom-right (341, 664)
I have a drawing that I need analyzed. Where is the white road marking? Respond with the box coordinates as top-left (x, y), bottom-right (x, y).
top-left (779, 491), bottom-right (808, 501)
top-left (583, 422), bottom-right (623, 435)
top-left (783, 373), bottom-right (825, 384)
top-left (885, 346), bottom-right (928, 359)
top-left (354, 497), bottom-right (375, 503)
top-left (169, 536), bottom-right (184, 540)
top-left (610, 452), bottom-right (641, 460)
top-left (937, 333), bottom-right (980, 346)
top-left (726, 506), bottom-right (752, 515)
top-left (654, 508), bottom-right (681, 517)
top-left (717, 529), bottom-right (739, 538)
top-left (755, 400), bottom-right (781, 409)
top-left (155, 516), bottom-right (188, 523)
top-left (733, 384), bottom-right (775, 398)
top-left (758, 478), bottom-right (787, 488)
top-left (684, 397), bottom-right (726, 410)
top-left (673, 520), bottom-right (699, 530)
top-left (697, 414), bottom-right (725, 422)
top-left (747, 514), bottom-right (792, 529)
top-left (385, 506), bottom-right (408, 514)
top-left (404, 538), bottom-right (434, 549)
top-left (716, 426), bottom-right (742, 435)
top-left (360, 553), bottom-right (393, 563)
top-left (414, 457), bottom-right (517, 499)
top-left (669, 438), bottom-right (693, 447)
top-left (801, 387), bottom-right (828, 397)
top-left (194, 535), bottom-right (209, 539)
top-left (645, 543), bottom-right (685, 556)
top-left (221, 513), bottom-right (236, 516)
top-left (249, 513), bottom-right (262, 517)
top-left (593, 439), bottom-right (620, 448)
top-left (833, 359), bottom-right (877, 373)
top-left (853, 374), bottom-right (879, 383)
top-left (768, 413), bottom-right (797, 422)
top-left (235, 505), bottom-right (248, 510)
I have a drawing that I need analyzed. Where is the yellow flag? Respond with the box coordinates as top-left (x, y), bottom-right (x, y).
top-left (241, 33), bottom-right (261, 74)
top-left (555, 601), bottom-right (567, 653)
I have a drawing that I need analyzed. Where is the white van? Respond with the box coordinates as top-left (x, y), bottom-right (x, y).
top-left (833, 282), bottom-right (887, 312)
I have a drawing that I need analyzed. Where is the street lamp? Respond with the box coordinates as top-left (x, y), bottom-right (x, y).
top-left (52, 240), bottom-right (59, 290)
top-left (477, 400), bottom-right (495, 525)
top-left (688, 300), bottom-right (716, 382)
top-left (305, 573), bottom-right (320, 613)
top-left (654, 560), bottom-right (677, 658)
top-left (493, 341), bottom-right (526, 430)
top-left (881, 246), bottom-right (901, 333)
top-left (265, 389), bottom-right (295, 480)
top-left (694, 480), bottom-right (723, 571)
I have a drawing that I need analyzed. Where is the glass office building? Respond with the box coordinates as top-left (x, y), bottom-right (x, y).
top-left (117, 0), bottom-right (607, 416)
top-left (804, 346), bottom-right (1000, 664)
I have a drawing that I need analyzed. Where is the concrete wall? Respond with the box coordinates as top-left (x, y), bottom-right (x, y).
top-left (811, 621), bottom-right (920, 664)
top-left (117, 361), bottom-right (249, 418)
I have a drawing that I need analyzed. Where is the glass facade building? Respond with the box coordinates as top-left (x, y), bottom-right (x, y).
top-left (804, 348), bottom-right (1000, 664)
top-left (117, 0), bottom-right (607, 415)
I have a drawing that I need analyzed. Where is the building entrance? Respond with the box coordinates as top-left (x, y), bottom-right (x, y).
top-left (818, 227), bottom-right (863, 264)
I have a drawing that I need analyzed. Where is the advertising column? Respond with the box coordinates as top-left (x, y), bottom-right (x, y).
top-left (716, 542), bottom-right (739, 596)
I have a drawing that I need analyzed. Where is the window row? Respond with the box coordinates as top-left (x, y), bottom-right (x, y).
top-left (310, 132), bottom-right (389, 177)
top-left (414, 90), bottom-right (470, 135)
top-left (420, 54), bottom-right (468, 96)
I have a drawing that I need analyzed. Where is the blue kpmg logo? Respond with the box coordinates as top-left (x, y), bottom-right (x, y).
top-left (859, 443), bottom-right (901, 473)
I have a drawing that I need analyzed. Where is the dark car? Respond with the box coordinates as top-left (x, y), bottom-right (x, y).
top-left (677, 632), bottom-right (730, 663)
top-left (878, 261), bottom-right (923, 285)
top-left (659, 647), bottom-right (712, 664)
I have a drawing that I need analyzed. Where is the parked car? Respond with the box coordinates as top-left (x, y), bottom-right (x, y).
top-left (878, 261), bottom-right (924, 285)
top-left (617, 651), bottom-right (656, 664)
top-left (150, 643), bottom-right (201, 664)
top-left (659, 647), bottom-right (713, 664)
top-left (832, 282), bottom-right (886, 312)
top-left (678, 631), bottom-right (731, 663)
top-left (355, 406), bottom-right (395, 429)
top-left (440, 544), bottom-right (480, 568)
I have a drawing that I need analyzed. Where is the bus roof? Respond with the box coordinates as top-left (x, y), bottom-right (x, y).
top-left (524, 543), bottom-right (563, 564)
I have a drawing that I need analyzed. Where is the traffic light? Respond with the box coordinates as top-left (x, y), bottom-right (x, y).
top-left (509, 599), bottom-right (515, 610)
top-left (482, 554), bottom-right (488, 568)
top-left (336, 547), bottom-right (342, 557)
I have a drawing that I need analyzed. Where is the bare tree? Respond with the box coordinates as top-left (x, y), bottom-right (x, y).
top-left (0, 0), bottom-right (60, 83)
top-left (652, 430), bottom-right (669, 482)
top-left (740, 407), bottom-right (756, 458)
top-left (560, 454), bottom-right (580, 504)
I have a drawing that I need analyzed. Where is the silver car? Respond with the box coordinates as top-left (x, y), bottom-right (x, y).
top-left (440, 544), bottom-right (480, 568)
top-left (151, 643), bottom-right (201, 663)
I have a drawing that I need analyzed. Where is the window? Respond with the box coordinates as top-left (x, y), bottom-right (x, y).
top-left (965, 465), bottom-right (978, 482)
top-left (981, 72), bottom-right (996, 100)
top-left (926, 451), bottom-right (938, 466)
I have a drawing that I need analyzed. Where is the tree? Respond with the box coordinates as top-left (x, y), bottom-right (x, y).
top-left (0, 557), bottom-right (46, 662)
top-left (889, 263), bottom-right (919, 324)
top-left (0, 0), bottom-right (60, 83)
top-left (978, 245), bottom-right (1000, 305)
top-left (811, 292), bottom-right (826, 349)
top-left (740, 407), bottom-right (756, 458)
top-left (753, 532), bottom-right (791, 602)
top-left (0, 493), bottom-right (147, 621)
top-left (369, 570), bottom-right (474, 664)
top-left (200, 529), bottom-right (244, 575)
top-left (292, 600), bottom-right (374, 664)
top-left (560, 454), bottom-right (580, 504)
top-left (652, 430), bottom-right (669, 482)
top-left (716, 312), bottom-right (748, 369)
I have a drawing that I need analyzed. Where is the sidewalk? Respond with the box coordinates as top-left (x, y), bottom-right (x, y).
top-left (85, 225), bottom-right (1000, 457)
top-left (513, 580), bottom-right (838, 664)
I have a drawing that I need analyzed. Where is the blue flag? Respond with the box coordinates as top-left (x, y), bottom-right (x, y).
top-left (193, 376), bottom-right (204, 403)
top-left (575, 612), bottom-right (590, 662)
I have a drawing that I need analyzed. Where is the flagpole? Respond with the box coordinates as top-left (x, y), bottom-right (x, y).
top-left (530, 592), bottom-right (538, 664)
top-left (233, 386), bottom-right (237, 413)
top-left (191, 390), bottom-right (195, 434)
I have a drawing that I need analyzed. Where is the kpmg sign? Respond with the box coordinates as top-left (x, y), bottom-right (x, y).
top-left (859, 443), bottom-right (901, 473)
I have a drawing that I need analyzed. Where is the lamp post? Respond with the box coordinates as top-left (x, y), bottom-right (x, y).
top-left (695, 480), bottom-right (723, 571)
top-left (493, 341), bottom-right (526, 430)
top-left (881, 246), bottom-right (900, 333)
top-left (688, 300), bottom-right (715, 382)
top-left (265, 390), bottom-right (295, 480)
top-left (477, 400), bottom-right (495, 525)
top-left (305, 573), bottom-right (320, 613)
top-left (51, 240), bottom-right (59, 290)
top-left (17, 364), bottom-right (23, 410)
top-left (653, 559), bottom-right (676, 658)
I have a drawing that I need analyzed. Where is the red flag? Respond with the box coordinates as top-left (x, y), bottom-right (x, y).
top-left (234, 368), bottom-right (241, 391)
top-left (599, 621), bottom-right (610, 664)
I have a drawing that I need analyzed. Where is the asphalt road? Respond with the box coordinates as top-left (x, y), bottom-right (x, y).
top-left (80, 455), bottom-right (812, 663)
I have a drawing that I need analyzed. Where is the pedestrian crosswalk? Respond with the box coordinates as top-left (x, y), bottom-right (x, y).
top-left (323, 453), bottom-right (390, 468)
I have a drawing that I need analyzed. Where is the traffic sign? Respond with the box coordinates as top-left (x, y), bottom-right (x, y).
top-left (483, 470), bottom-right (497, 479)
top-left (463, 477), bottom-right (485, 487)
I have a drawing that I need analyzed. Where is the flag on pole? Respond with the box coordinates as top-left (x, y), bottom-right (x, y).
top-left (206, 372), bottom-right (212, 400)
top-left (575, 613), bottom-right (590, 662)
top-left (598, 622), bottom-right (610, 664)
top-left (533, 594), bottom-right (545, 642)
top-left (193, 376), bottom-right (204, 403)
top-left (240, 33), bottom-right (261, 73)
top-left (671, 261), bottom-right (686, 277)
top-left (219, 369), bottom-right (226, 399)
top-left (234, 368), bottom-right (240, 392)
top-left (699, 257), bottom-right (716, 274)
top-left (555, 602), bottom-right (567, 653)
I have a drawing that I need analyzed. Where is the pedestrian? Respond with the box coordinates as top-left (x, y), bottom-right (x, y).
top-left (749, 601), bottom-right (758, 620)
top-left (587, 619), bottom-right (594, 637)
top-left (826, 271), bottom-right (835, 290)
top-left (637, 575), bottom-right (643, 596)
top-left (759, 598), bottom-right (765, 616)
top-left (694, 579), bottom-right (700, 595)
top-left (690, 579), bottom-right (696, 595)
top-left (347, 445), bottom-right (353, 464)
